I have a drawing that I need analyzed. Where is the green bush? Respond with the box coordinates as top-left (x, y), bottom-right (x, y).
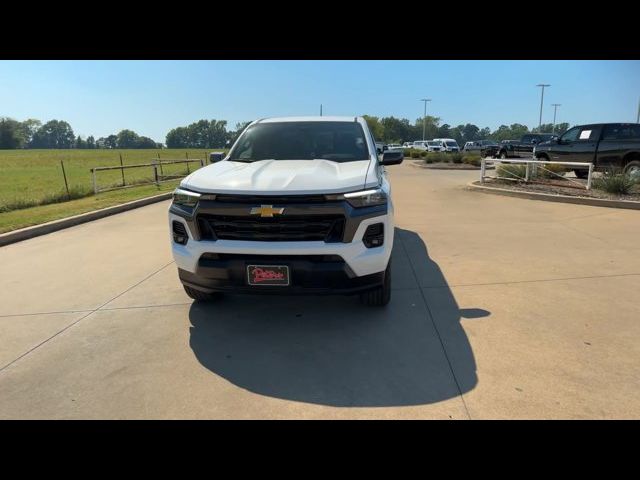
top-left (410, 150), bottom-right (421, 159)
top-left (496, 164), bottom-right (527, 180)
top-left (425, 158), bottom-right (433, 164)
top-left (419, 150), bottom-right (428, 158)
top-left (593, 168), bottom-right (638, 194)
top-left (450, 152), bottom-right (463, 164)
top-left (534, 163), bottom-right (567, 179)
top-left (426, 152), bottom-right (445, 163)
top-left (403, 148), bottom-right (413, 157)
top-left (462, 155), bottom-right (482, 167)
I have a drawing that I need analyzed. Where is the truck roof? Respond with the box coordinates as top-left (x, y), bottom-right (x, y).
top-left (257, 116), bottom-right (360, 123)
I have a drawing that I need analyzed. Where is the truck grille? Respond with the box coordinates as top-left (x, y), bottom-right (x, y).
top-left (197, 214), bottom-right (345, 242)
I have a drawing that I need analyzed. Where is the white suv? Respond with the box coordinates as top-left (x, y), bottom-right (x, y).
top-left (168, 116), bottom-right (403, 306)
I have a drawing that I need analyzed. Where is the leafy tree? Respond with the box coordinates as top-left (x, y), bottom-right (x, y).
top-left (75, 135), bottom-right (86, 149)
top-left (362, 115), bottom-right (384, 141)
top-left (86, 135), bottom-right (96, 149)
top-left (166, 126), bottom-right (188, 148)
top-left (478, 127), bottom-right (491, 139)
top-left (413, 115), bottom-right (440, 141)
top-left (104, 135), bottom-right (118, 149)
top-left (17, 119), bottom-right (42, 146)
top-left (116, 129), bottom-right (140, 148)
top-left (437, 124), bottom-right (451, 138)
top-left (0, 117), bottom-right (24, 149)
top-left (30, 120), bottom-right (75, 148)
top-left (380, 117), bottom-right (413, 143)
top-left (136, 136), bottom-right (157, 148)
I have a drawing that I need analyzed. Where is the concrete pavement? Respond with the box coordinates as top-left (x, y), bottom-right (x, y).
top-left (1, 163), bottom-right (639, 418)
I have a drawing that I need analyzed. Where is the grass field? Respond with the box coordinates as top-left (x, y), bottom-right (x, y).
top-left (0, 149), bottom-right (223, 234)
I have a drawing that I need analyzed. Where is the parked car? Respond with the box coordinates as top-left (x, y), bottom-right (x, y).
top-left (386, 143), bottom-right (403, 150)
top-left (169, 116), bottom-right (403, 307)
top-left (412, 140), bottom-right (429, 151)
top-left (493, 133), bottom-right (557, 159)
top-left (433, 138), bottom-right (460, 153)
top-left (534, 123), bottom-right (640, 179)
top-left (463, 140), bottom-right (498, 155)
top-left (425, 141), bottom-right (444, 152)
top-left (402, 142), bottom-right (413, 148)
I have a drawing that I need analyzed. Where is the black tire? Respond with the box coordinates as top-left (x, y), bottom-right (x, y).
top-left (183, 285), bottom-right (223, 302)
top-left (360, 261), bottom-right (391, 307)
top-left (499, 151), bottom-right (507, 159)
top-left (624, 160), bottom-right (640, 178)
top-left (574, 169), bottom-right (588, 179)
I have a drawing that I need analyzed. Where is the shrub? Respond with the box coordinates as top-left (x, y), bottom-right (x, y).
top-left (496, 164), bottom-right (527, 180)
top-left (410, 150), bottom-right (420, 159)
top-left (534, 163), bottom-right (567, 179)
top-left (403, 148), bottom-right (413, 157)
top-left (450, 152), bottom-right (463, 164)
top-left (462, 155), bottom-right (482, 167)
top-left (425, 158), bottom-right (433, 164)
top-left (426, 152), bottom-right (445, 163)
top-left (419, 150), bottom-right (428, 158)
top-left (593, 168), bottom-right (638, 194)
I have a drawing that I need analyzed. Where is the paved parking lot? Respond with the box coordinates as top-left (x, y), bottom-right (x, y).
top-left (1, 162), bottom-right (639, 419)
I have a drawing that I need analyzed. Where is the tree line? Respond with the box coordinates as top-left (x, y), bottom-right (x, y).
top-left (362, 115), bottom-right (570, 146)
top-left (0, 118), bottom-right (161, 150)
top-left (0, 115), bottom-right (570, 150)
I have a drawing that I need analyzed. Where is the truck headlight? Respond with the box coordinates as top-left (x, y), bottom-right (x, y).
top-left (341, 188), bottom-right (388, 208)
top-left (172, 188), bottom-right (201, 208)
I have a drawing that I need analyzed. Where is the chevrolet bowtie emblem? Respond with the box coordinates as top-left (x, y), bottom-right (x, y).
top-left (250, 205), bottom-right (285, 218)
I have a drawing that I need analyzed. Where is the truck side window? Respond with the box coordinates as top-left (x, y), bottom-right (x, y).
top-left (603, 124), bottom-right (623, 140)
top-left (560, 127), bottom-right (581, 143)
top-left (577, 126), bottom-right (600, 141)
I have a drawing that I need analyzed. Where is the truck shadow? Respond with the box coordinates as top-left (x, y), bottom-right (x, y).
top-left (188, 228), bottom-right (482, 407)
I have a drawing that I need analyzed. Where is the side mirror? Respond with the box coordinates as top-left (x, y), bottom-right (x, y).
top-left (383, 145), bottom-right (389, 151)
top-left (381, 150), bottom-right (403, 166)
top-left (210, 152), bottom-right (225, 163)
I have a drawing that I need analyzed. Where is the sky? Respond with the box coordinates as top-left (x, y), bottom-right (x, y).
top-left (1, 60), bottom-right (638, 142)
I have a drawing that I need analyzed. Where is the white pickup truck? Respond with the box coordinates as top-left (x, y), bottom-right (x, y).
top-left (168, 116), bottom-right (404, 306)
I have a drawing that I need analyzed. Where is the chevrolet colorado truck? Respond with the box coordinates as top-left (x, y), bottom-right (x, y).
top-left (534, 123), bottom-right (640, 179)
top-left (169, 116), bottom-right (404, 306)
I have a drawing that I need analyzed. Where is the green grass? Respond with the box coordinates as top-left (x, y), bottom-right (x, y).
top-left (0, 149), bottom-right (220, 207)
top-left (0, 148), bottom-right (224, 233)
top-left (0, 181), bottom-right (180, 234)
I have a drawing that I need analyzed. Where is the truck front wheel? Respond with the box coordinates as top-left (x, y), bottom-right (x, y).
top-left (360, 261), bottom-right (391, 307)
top-left (624, 160), bottom-right (640, 179)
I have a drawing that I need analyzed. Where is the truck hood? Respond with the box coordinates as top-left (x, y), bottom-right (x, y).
top-left (180, 158), bottom-right (376, 195)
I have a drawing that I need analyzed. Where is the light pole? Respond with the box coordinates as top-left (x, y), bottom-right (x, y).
top-left (551, 103), bottom-right (561, 133)
top-left (536, 84), bottom-right (550, 129)
top-left (636, 97), bottom-right (639, 123)
top-left (421, 98), bottom-right (431, 141)
top-left (320, 104), bottom-right (323, 116)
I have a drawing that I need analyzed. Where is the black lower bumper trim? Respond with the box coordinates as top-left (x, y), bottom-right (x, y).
top-left (178, 254), bottom-right (385, 295)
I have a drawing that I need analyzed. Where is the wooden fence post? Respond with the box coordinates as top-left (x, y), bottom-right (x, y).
top-left (119, 154), bottom-right (126, 186)
top-left (60, 160), bottom-right (70, 200)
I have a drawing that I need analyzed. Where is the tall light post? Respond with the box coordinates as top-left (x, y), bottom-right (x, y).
top-left (536, 84), bottom-right (550, 129)
top-left (636, 97), bottom-right (639, 123)
top-left (421, 98), bottom-right (432, 141)
top-left (551, 103), bottom-right (561, 133)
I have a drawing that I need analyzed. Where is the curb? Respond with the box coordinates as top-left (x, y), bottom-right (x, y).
top-left (0, 192), bottom-right (172, 247)
top-left (467, 182), bottom-right (640, 210)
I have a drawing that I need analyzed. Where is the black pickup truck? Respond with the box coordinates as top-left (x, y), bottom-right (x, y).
top-left (534, 123), bottom-right (640, 178)
top-left (487, 133), bottom-right (557, 159)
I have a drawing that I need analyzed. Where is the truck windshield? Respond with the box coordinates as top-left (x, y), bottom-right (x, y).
top-left (445, 141), bottom-right (457, 147)
top-left (228, 121), bottom-right (370, 162)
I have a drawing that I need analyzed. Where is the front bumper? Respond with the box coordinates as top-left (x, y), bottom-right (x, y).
top-left (178, 254), bottom-right (385, 295)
